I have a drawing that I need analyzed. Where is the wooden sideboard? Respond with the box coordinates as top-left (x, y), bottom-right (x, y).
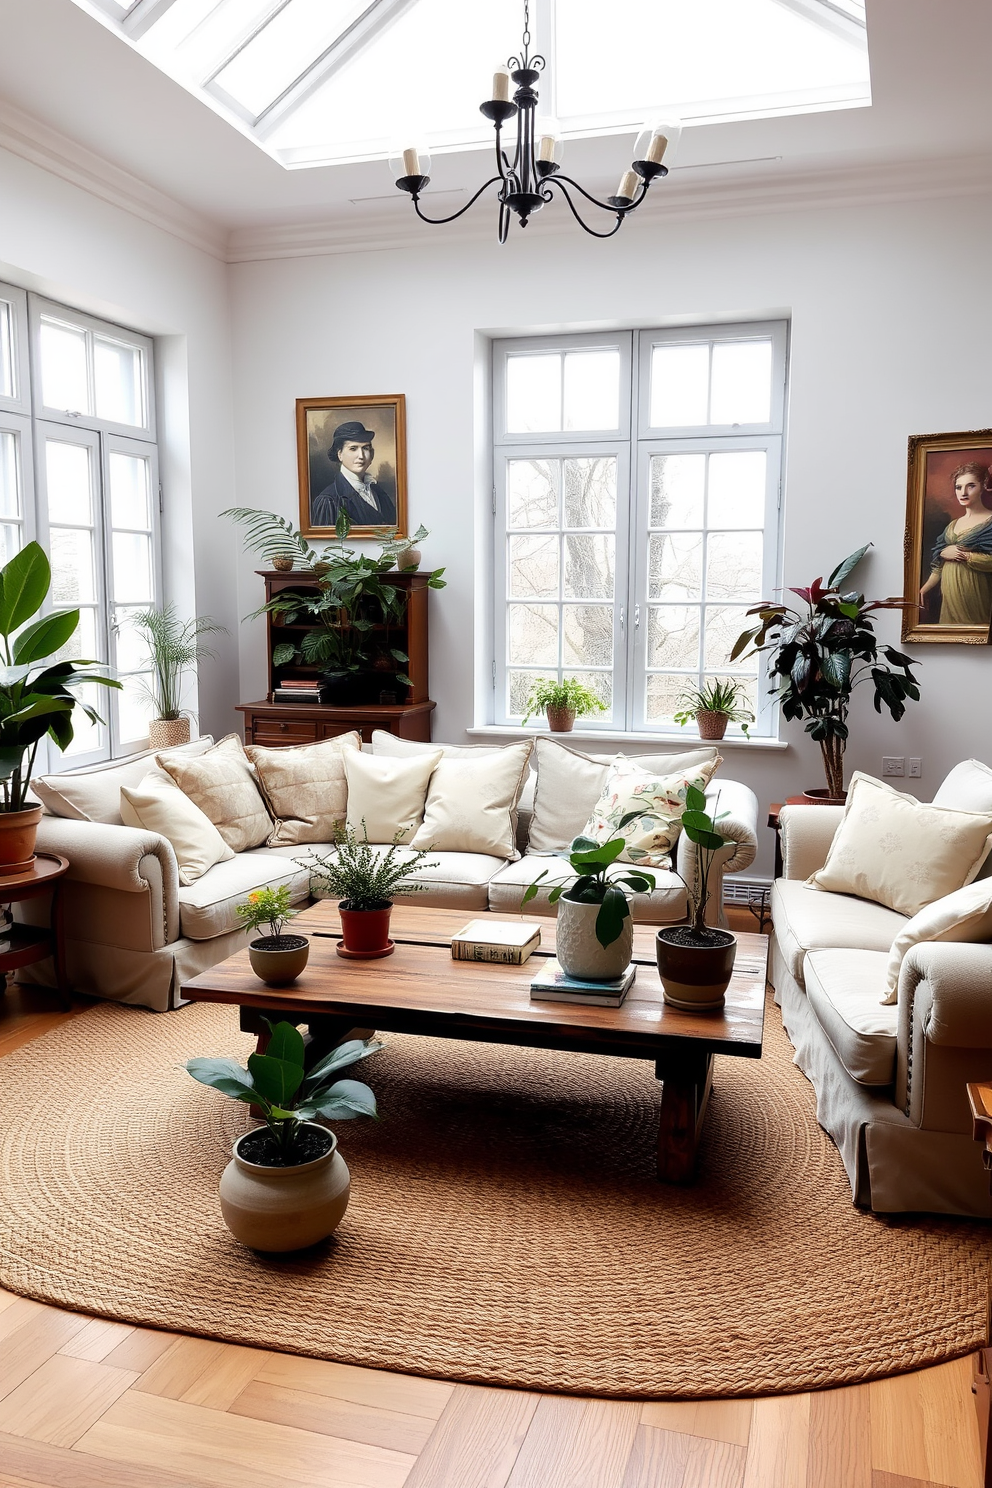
top-left (237, 698), bottom-right (435, 746)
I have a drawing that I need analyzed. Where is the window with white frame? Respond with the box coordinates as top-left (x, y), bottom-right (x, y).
top-left (0, 282), bottom-right (161, 766)
top-left (492, 322), bottom-right (787, 737)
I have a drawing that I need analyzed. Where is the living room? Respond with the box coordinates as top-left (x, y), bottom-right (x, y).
top-left (0, 1), bottom-right (991, 1485)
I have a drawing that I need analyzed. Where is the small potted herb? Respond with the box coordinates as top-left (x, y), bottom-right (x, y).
top-left (522, 677), bottom-right (607, 733)
top-left (673, 678), bottom-right (754, 741)
top-left (306, 826), bottom-right (437, 959)
top-left (186, 1022), bottom-right (381, 1251)
top-left (523, 836), bottom-right (654, 981)
top-left (237, 884), bottom-right (309, 985)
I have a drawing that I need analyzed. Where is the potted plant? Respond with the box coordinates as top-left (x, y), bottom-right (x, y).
top-left (186, 1022), bottom-right (381, 1251)
top-left (237, 884), bottom-right (309, 985)
top-left (651, 786), bottom-right (738, 1010)
top-left (732, 544), bottom-right (919, 802)
top-left (673, 678), bottom-right (754, 741)
top-left (0, 542), bottom-right (119, 872)
top-left (128, 604), bottom-right (226, 750)
top-left (306, 826), bottom-right (438, 958)
top-left (521, 677), bottom-right (607, 733)
top-left (522, 836), bottom-right (655, 980)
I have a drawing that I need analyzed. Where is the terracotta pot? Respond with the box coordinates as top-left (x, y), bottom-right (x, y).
top-left (338, 903), bottom-right (394, 959)
top-left (219, 1124), bottom-right (350, 1252)
top-left (546, 705), bottom-right (576, 733)
top-left (248, 934), bottom-right (310, 986)
top-left (0, 804), bottom-right (43, 875)
top-left (556, 895), bottom-right (633, 981)
top-left (801, 788), bottom-right (848, 805)
top-left (696, 710), bottom-right (729, 741)
top-left (149, 717), bottom-right (191, 751)
top-left (397, 546), bottom-right (421, 572)
top-left (656, 928), bottom-right (737, 1011)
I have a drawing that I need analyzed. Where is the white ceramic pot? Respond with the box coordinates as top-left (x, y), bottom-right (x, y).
top-left (555, 895), bottom-right (633, 981)
top-left (219, 1123), bottom-right (350, 1252)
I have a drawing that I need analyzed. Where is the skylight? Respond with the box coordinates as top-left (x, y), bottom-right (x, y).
top-left (69, 0), bottom-right (871, 170)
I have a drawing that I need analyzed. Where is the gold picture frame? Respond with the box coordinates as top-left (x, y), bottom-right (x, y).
top-left (296, 394), bottom-right (407, 539)
top-left (902, 428), bottom-right (992, 644)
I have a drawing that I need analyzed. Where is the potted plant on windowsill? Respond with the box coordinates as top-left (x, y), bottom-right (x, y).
top-left (521, 677), bottom-right (607, 734)
top-left (237, 884), bottom-right (309, 986)
top-left (305, 826), bottom-right (438, 959)
top-left (522, 836), bottom-right (655, 981)
top-left (128, 604), bottom-right (226, 750)
top-left (186, 1022), bottom-right (381, 1251)
top-left (673, 678), bottom-right (754, 741)
top-left (0, 542), bottom-right (120, 872)
top-left (650, 786), bottom-right (738, 1010)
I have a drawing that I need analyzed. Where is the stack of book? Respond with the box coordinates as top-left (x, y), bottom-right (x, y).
top-left (451, 919), bottom-right (541, 965)
top-left (530, 959), bottom-right (637, 1007)
top-left (272, 678), bottom-right (322, 704)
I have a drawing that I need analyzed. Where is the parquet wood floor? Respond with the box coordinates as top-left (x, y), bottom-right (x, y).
top-left (0, 936), bottom-right (984, 1488)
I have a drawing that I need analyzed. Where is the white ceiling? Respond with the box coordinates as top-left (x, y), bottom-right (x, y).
top-left (0, 0), bottom-right (989, 237)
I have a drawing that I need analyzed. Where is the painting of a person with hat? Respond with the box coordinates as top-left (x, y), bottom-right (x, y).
top-left (310, 419), bottom-right (397, 528)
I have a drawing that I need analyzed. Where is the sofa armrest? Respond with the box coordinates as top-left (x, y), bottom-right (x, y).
top-left (901, 941), bottom-right (992, 1047)
top-left (778, 804), bottom-right (844, 880)
top-left (36, 816), bottom-right (180, 945)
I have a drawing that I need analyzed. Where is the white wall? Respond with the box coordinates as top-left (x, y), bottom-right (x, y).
top-left (230, 186), bottom-right (992, 876)
top-left (0, 143), bottom-right (240, 739)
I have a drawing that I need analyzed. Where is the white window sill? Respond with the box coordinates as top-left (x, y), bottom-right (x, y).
top-left (467, 726), bottom-right (788, 750)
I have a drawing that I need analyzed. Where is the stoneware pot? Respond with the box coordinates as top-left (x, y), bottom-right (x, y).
top-left (219, 1124), bottom-right (350, 1252)
top-left (801, 788), bottom-right (848, 805)
top-left (148, 716), bottom-right (191, 751)
top-left (656, 928), bottom-right (737, 1011)
top-left (338, 903), bottom-right (394, 959)
top-left (248, 934), bottom-right (310, 986)
top-left (397, 546), bottom-right (422, 571)
top-left (556, 895), bottom-right (633, 981)
top-left (546, 705), bottom-right (577, 733)
top-left (0, 804), bottom-right (43, 875)
top-left (696, 710), bottom-right (729, 741)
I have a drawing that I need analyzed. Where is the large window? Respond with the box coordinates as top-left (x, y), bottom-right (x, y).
top-left (0, 283), bottom-right (161, 765)
top-left (493, 322), bottom-right (787, 737)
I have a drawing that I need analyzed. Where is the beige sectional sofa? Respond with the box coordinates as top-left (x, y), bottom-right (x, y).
top-left (22, 731), bottom-right (758, 1015)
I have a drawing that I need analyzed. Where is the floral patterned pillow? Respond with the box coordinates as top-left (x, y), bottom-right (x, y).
top-left (579, 758), bottom-right (722, 867)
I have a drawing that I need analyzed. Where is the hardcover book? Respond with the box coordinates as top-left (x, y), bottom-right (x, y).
top-left (451, 918), bottom-right (542, 965)
top-left (529, 958), bottom-right (637, 1007)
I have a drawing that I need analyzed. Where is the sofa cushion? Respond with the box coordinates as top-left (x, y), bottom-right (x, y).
top-left (410, 742), bottom-right (532, 859)
top-left (158, 734), bottom-right (272, 854)
top-left (487, 854), bottom-right (687, 923)
top-left (804, 949), bottom-right (897, 1086)
top-left (177, 853), bottom-right (311, 941)
top-left (373, 731), bottom-right (534, 854)
top-left (771, 878), bottom-right (907, 987)
top-left (933, 758), bottom-right (992, 816)
top-left (288, 844), bottom-right (504, 912)
top-left (247, 732), bottom-right (361, 848)
top-left (120, 772), bottom-right (233, 886)
top-left (32, 737), bottom-right (214, 825)
top-left (579, 757), bottom-right (721, 867)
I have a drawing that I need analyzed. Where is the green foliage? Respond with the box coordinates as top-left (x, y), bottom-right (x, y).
top-left (186, 1024), bottom-right (381, 1164)
top-left (673, 677), bottom-right (754, 736)
top-left (128, 605), bottom-right (226, 720)
top-left (305, 823), bottom-right (439, 911)
top-left (521, 676), bottom-right (608, 726)
top-left (236, 883), bottom-right (297, 940)
top-left (617, 784), bottom-right (732, 937)
top-left (0, 542), bottom-right (120, 812)
top-left (522, 834), bottom-right (655, 948)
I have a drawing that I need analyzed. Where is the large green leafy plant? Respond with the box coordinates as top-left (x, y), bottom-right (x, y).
top-left (0, 542), bottom-right (119, 811)
top-left (732, 544), bottom-right (920, 798)
top-left (523, 836), bottom-right (655, 947)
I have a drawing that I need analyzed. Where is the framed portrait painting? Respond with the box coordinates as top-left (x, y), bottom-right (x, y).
top-left (902, 428), bottom-right (992, 644)
top-left (296, 394), bottom-right (407, 539)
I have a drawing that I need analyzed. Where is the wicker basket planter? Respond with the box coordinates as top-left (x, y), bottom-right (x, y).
top-left (148, 717), bottom-right (191, 751)
top-left (695, 710), bottom-right (729, 740)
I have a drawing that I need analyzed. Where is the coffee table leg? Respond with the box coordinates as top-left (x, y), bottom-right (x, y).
top-left (655, 1050), bottom-right (714, 1184)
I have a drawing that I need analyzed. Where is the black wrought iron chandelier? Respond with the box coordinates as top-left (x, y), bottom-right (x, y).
top-left (390, 1), bottom-right (680, 242)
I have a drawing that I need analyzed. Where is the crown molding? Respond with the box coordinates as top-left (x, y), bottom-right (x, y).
top-left (0, 98), bottom-right (228, 261)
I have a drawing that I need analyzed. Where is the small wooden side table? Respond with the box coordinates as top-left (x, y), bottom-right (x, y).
top-left (967, 1081), bottom-right (992, 1488)
top-left (0, 852), bottom-right (71, 1010)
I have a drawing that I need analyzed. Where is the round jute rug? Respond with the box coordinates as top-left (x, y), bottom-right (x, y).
top-left (0, 994), bottom-right (987, 1399)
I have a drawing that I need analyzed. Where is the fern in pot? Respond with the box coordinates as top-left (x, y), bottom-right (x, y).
top-left (305, 825), bottom-right (437, 959)
top-left (128, 604), bottom-right (225, 750)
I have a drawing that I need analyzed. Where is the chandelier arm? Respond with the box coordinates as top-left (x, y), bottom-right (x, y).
top-left (550, 171), bottom-right (650, 215)
top-left (412, 177), bottom-right (504, 226)
top-left (546, 179), bottom-right (624, 239)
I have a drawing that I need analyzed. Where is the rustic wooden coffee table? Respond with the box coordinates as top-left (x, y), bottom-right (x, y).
top-left (181, 903), bottom-right (767, 1184)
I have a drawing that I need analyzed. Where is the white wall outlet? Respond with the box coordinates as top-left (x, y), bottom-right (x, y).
top-left (882, 756), bottom-right (905, 776)
top-left (908, 757), bottom-right (922, 778)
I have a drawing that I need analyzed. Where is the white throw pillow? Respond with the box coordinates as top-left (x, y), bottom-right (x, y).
top-left (933, 759), bottom-right (992, 816)
top-left (120, 772), bottom-right (234, 886)
top-left (410, 741), bottom-right (533, 858)
top-left (809, 772), bottom-right (992, 919)
top-left (882, 878), bottom-right (992, 1002)
top-left (33, 737), bottom-right (215, 825)
top-left (580, 757), bottom-right (722, 868)
top-left (344, 748), bottom-right (443, 844)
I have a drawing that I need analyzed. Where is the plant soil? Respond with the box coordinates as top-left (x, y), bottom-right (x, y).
top-left (238, 1126), bottom-right (333, 1168)
top-left (250, 934), bottom-right (309, 952)
top-left (659, 926), bottom-right (736, 949)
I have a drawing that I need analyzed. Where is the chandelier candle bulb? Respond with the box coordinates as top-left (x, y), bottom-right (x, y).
top-left (616, 170), bottom-right (639, 203)
top-left (538, 134), bottom-right (557, 162)
top-left (646, 132), bottom-right (668, 163)
top-left (402, 147), bottom-right (421, 177)
top-left (492, 67), bottom-right (511, 101)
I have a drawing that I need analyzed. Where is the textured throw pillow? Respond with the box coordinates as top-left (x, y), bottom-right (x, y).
top-left (32, 737), bottom-right (215, 825)
top-left (882, 877), bottom-right (992, 1003)
top-left (247, 732), bottom-right (361, 848)
top-left (410, 741), bottom-right (533, 858)
top-left (528, 736), bottom-right (721, 854)
top-left (344, 748), bottom-right (443, 844)
top-left (808, 772), bottom-right (992, 919)
top-left (156, 734), bottom-right (272, 853)
top-left (120, 773), bottom-right (234, 886)
top-left (579, 757), bottom-right (722, 867)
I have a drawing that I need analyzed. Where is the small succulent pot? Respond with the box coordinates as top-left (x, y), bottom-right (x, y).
top-left (0, 804), bottom-right (43, 875)
top-left (248, 933), bottom-right (310, 986)
top-left (656, 927), bottom-right (737, 1011)
top-left (338, 902), bottom-right (394, 959)
top-left (545, 705), bottom-right (577, 733)
top-left (219, 1124), bottom-right (350, 1252)
top-left (149, 716), bottom-right (191, 751)
top-left (695, 710), bottom-right (729, 741)
top-left (271, 556), bottom-right (294, 573)
top-left (397, 546), bottom-right (422, 572)
top-left (555, 895), bottom-right (632, 981)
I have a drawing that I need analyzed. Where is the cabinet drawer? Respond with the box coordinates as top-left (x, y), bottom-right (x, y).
top-left (250, 719), bottom-right (319, 745)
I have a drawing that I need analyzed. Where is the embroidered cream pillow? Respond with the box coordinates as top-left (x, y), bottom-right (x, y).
top-left (156, 733), bottom-right (272, 853)
top-left (247, 732), bottom-right (361, 848)
top-left (410, 741), bottom-right (533, 858)
top-left (344, 748), bottom-right (443, 844)
top-left (882, 877), bottom-right (992, 1003)
top-left (579, 757), bottom-right (722, 868)
top-left (120, 773), bottom-right (234, 886)
top-left (809, 772), bottom-right (992, 918)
